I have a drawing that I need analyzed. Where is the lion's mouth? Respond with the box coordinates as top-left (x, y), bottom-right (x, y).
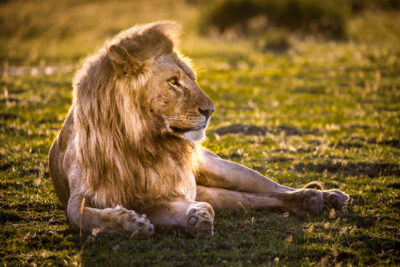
top-left (170, 126), bottom-right (204, 133)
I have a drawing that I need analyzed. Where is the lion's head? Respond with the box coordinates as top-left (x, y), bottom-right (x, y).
top-left (72, 22), bottom-right (212, 208)
top-left (109, 39), bottom-right (214, 141)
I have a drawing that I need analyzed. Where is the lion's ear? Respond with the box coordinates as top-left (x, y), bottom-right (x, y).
top-left (109, 45), bottom-right (130, 64)
top-left (109, 45), bottom-right (142, 77)
top-left (109, 45), bottom-right (146, 77)
top-left (109, 45), bottom-right (131, 76)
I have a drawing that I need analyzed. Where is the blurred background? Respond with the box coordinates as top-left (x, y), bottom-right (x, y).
top-left (1, 0), bottom-right (400, 66)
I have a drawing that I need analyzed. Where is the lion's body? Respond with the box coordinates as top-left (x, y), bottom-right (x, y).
top-left (49, 106), bottom-right (197, 212)
top-left (49, 21), bottom-right (349, 238)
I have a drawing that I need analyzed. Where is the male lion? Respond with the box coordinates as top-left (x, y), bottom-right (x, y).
top-left (49, 21), bottom-right (349, 238)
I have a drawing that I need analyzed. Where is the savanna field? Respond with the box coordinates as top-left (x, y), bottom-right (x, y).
top-left (1, 0), bottom-right (400, 265)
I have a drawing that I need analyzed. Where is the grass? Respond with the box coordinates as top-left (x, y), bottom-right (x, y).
top-left (1, 0), bottom-right (400, 265)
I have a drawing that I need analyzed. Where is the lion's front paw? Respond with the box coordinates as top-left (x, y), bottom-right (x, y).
top-left (123, 213), bottom-right (154, 238)
top-left (322, 189), bottom-right (349, 210)
top-left (186, 203), bottom-right (214, 238)
top-left (109, 206), bottom-right (154, 238)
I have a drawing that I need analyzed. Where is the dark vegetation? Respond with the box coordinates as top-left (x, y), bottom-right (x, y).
top-left (200, 0), bottom-right (400, 39)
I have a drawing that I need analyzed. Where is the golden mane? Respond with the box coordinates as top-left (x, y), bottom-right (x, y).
top-left (72, 21), bottom-right (197, 210)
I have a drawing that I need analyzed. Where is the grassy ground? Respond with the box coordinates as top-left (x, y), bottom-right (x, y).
top-left (1, 1), bottom-right (400, 265)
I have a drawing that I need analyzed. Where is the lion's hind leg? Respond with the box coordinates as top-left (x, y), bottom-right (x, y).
top-left (196, 185), bottom-right (332, 216)
top-left (67, 194), bottom-right (154, 237)
top-left (197, 149), bottom-right (349, 212)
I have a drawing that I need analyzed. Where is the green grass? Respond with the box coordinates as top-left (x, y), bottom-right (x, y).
top-left (1, 1), bottom-right (400, 265)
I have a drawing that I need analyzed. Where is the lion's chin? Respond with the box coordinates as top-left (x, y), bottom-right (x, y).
top-left (170, 120), bottom-right (209, 142)
top-left (182, 128), bottom-right (206, 142)
top-left (170, 126), bottom-right (206, 142)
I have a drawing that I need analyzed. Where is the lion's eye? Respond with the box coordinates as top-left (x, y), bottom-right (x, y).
top-left (168, 77), bottom-right (180, 86)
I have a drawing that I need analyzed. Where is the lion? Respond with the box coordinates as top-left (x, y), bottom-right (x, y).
top-left (48, 21), bottom-right (349, 238)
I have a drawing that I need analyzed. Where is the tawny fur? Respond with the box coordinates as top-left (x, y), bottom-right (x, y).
top-left (49, 21), bottom-right (349, 238)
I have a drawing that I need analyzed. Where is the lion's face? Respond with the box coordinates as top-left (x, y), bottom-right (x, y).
top-left (146, 53), bottom-right (214, 141)
top-left (107, 23), bottom-right (214, 141)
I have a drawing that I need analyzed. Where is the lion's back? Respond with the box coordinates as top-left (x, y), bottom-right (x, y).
top-left (48, 108), bottom-right (75, 209)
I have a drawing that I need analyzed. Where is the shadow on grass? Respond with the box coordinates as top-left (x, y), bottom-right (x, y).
top-left (294, 161), bottom-right (400, 178)
top-left (213, 123), bottom-right (321, 136)
top-left (78, 209), bottom-right (311, 265)
top-left (333, 136), bottom-right (400, 149)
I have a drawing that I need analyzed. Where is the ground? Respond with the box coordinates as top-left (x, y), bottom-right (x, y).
top-left (1, 1), bottom-right (400, 265)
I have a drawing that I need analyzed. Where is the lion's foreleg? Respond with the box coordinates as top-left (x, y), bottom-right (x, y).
top-left (146, 199), bottom-right (215, 238)
top-left (66, 194), bottom-right (154, 237)
top-left (196, 185), bottom-right (348, 215)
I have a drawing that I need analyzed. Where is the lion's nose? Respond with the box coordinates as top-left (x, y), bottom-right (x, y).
top-left (198, 106), bottom-right (214, 120)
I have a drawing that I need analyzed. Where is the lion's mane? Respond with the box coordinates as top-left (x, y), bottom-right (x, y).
top-left (72, 22), bottom-right (197, 210)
